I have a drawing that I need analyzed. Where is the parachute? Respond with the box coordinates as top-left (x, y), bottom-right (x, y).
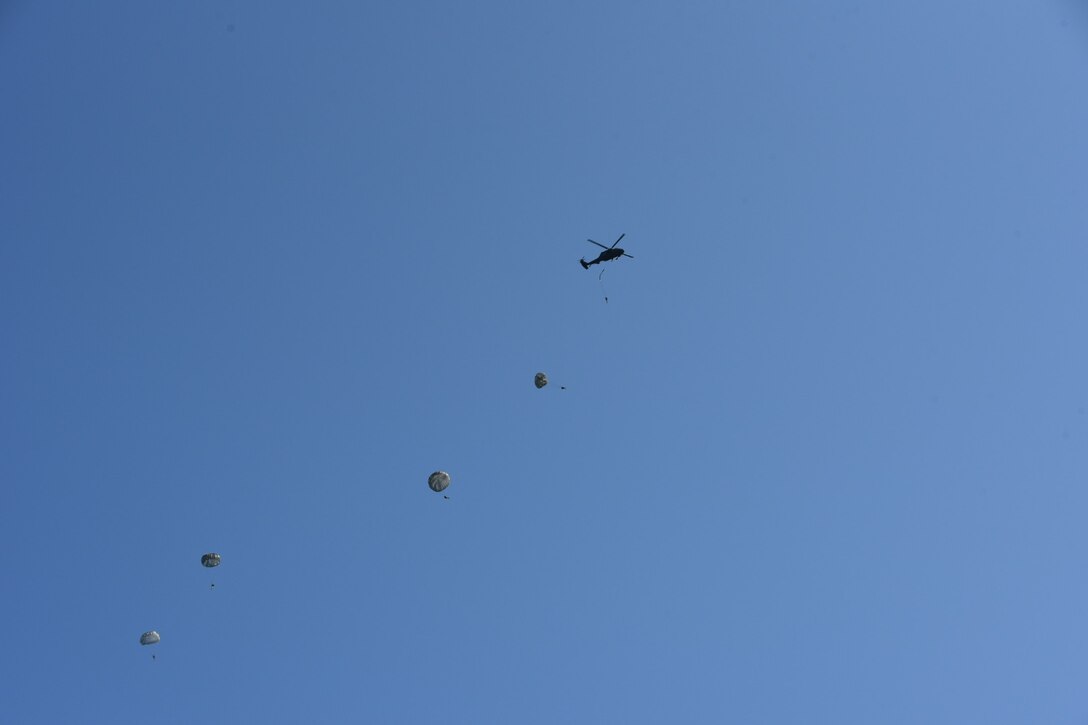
top-left (201, 553), bottom-right (221, 568)
top-left (428, 471), bottom-right (450, 493)
top-left (140, 631), bottom-right (160, 646)
top-left (534, 372), bottom-right (548, 389)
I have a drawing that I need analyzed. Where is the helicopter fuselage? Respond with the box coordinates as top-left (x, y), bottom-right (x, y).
top-left (582, 248), bottom-right (625, 267)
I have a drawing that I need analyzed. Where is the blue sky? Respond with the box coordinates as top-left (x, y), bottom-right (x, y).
top-left (2, 1), bottom-right (1088, 722)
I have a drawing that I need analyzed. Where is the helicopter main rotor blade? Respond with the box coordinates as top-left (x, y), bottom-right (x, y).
top-left (610, 233), bottom-right (626, 249)
top-left (587, 239), bottom-right (611, 251)
top-left (622, 253), bottom-right (634, 259)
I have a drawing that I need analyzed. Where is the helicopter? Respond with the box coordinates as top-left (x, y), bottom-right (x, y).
top-left (580, 233), bottom-right (633, 269)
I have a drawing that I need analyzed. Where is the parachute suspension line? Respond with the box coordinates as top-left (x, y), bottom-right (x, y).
top-left (598, 267), bottom-right (608, 303)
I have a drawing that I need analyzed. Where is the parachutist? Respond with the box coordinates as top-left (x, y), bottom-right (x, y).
top-left (536, 372), bottom-right (567, 390)
top-left (203, 553), bottom-right (220, 590)
top-left (443, 495), bottom-right (450, 500)
top-left (597, 267), bottom-right (610, 303)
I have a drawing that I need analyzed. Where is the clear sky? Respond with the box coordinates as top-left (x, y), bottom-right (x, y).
top-left (2, 1), bottom-right (1088, 723)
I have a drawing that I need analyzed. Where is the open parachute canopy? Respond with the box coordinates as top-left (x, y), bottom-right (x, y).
top-left (140, 631), bottom-right (160, 646)
top-left (534, 372), bottom-right (548, 389)
top-left (428, 470), bottom-right (450, 493)
top-left (201, 553), bottom-right (221, 568)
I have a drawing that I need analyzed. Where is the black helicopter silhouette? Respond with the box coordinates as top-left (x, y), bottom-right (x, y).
top-left (580, 233), bottom-right (633, 269)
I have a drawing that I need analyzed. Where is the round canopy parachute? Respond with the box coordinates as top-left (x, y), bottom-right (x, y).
top-left (534, 372), bottom-right (548, 389)
top-left (201, 553), bottom-right (221, 568)
top-left (140, 631), bottom-right (160, 646)
top-left (428, 471), bottom-right (450, 493)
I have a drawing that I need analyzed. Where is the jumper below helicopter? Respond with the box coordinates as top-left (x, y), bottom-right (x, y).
top-left (580, 234), bottom-right (634, 269)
